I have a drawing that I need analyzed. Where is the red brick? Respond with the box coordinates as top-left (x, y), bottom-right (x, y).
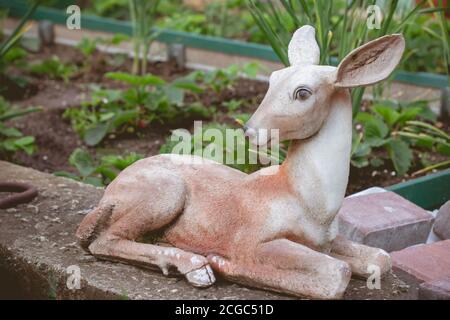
top-left (419, 279), bottom-right (450, 300)
top-left (392, 240), bottom-right (450, 291)
top-left (433, 201), bottom-right (450, 240)
top-left (338, 191), bottom-right (434, 252)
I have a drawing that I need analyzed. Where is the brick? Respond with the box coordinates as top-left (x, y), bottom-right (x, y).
top-left (433, 201), bottom-right (450, 240)
top-left (338, 191), bottom-right (434, 252)
top-left (391, 240), bottom-right (450, 295)
top-left (419, 280), bottom-right (450, 300)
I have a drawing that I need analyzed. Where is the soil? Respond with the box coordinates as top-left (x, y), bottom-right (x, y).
top-left (1, 42), bottom-right (448, 194)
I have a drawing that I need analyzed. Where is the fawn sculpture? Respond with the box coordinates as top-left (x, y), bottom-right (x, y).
top-left (76, 26), bottom-right (405, 299)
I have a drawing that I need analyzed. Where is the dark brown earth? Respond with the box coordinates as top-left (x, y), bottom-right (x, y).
top-left (1, 43), bottom-right (447, 194)
top-left (0, 161), bottom-right (415, 300)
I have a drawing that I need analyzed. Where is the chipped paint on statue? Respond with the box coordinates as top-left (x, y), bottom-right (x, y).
top-left (76, 26), bottom-right (405, 299)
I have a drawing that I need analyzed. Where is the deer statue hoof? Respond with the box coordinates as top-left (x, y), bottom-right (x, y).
top-left (185, 265), bottom-right (216, 288)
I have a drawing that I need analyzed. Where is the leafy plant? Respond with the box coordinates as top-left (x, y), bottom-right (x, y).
top-left (187, 62), bottom-right (260, 93)
top-left (64, 72), bottom-right (210, 146)
top-left (159, 122), bottom-right (287, 174)
top-left (29, 55), bottom-right (77, 82)
top-left (0, 0), bottom-right (41, 71)
top-left (352, 100), bottom-right (449, 176)
top-left (0, 97), bottom-right (39, 156)
top-left (54, 148), bottom-right (143, 186)
top-left (247, 0), bottom-right (447, 115)
top-left (129, 0), bottom-right (161, 74)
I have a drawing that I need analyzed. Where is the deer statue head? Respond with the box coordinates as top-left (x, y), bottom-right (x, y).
top-left (245, 25), bottom-right (405, 146)
top-left (77, 26), bottom-right (405, 300)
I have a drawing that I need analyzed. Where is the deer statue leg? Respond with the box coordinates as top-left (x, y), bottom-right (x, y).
top-left (208, 239), bottom-right (351, 299)
top-left (83, 169), bottom-right (215, 288)
top-left (89, 234), bottom-right (215, 287)
top-left (330, 235), bottom-right (391, 278)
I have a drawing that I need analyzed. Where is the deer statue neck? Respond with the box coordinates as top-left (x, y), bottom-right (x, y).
top-left (281, 89), bottom-right (353, 225)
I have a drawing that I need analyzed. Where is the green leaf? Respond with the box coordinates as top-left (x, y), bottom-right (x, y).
top-left (437, 143), bottom-right (450, 156)
top-left (0, 123), bottom-right (22, 137)
top-left (172, 80), bottom-right (204, 93)
top-left (372, 104), bottom-right (400, 127)
top-left (164, 85), bottom-right (185, 106)
top-left (364, 117), bottom-right (389, 147)
top-left (387, 138), bottom-right (413, 176)
top-left (69, 148), bottom-right (96, 177)
top-left (83, 177), bottom-right (104, 187)
top-left (84, 123), bottom-right (109, 146)
top-left (396, 107), bottom-right (423, 126)
top-left (242, 62), bottom-right (260, 78)
top-left (54, 171), bottom-right (81, 181)
top-left (351, 157), bottom-right (369, 168)
top-left (105, 72), bottom-right (165, 86)
top-left (112, 110), bottom-right (139, 128)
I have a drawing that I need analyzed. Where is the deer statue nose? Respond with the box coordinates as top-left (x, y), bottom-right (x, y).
top-left (243, 125), bottom-right (257, 139)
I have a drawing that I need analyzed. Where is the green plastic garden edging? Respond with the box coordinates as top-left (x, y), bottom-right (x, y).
top-left (2, 0), bottom-right (449, 89)
top-left (1, 1), bottom-right (449, 209)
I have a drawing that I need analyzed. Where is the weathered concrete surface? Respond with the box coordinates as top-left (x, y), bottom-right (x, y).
top-left (338, 191), bottom-right (434, 252)
top-left (391, 240), bottom-right (450, 299)
top-left (419, 280), bottom-right (450, 300)
top-left (0, 161), bottom-right (413, 300)
top-left (433, 201), bottom-right (450, 240)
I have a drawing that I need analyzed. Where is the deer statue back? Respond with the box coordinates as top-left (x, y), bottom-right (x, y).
top-left (76, 26), bottom-right (405, 299)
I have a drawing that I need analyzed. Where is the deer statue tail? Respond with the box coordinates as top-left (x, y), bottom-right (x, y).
top-left (75, 204), bottom-right (114, 252)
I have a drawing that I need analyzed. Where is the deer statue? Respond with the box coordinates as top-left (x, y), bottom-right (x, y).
top-left (76, 26), bottom-right (405, 299)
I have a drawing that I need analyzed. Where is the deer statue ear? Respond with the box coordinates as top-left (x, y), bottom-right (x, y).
top-left (335, 34), bottom-right (405, 88)
top-left (288, 25), bottom-right (320, 66)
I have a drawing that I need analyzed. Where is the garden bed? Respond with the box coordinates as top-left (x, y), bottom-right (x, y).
top-left (1, 41), bottom-right (449, 196)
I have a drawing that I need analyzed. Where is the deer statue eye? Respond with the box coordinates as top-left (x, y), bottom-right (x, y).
top-left (293, 87), bottom-right (312, 101)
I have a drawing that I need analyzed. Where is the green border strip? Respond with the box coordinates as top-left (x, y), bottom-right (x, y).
top-left (387, 168), bottom-right (450, 210)
top-left (2, 1), bottom-right (449, 88)
top-left (1, 1), bottom-right (449, 209)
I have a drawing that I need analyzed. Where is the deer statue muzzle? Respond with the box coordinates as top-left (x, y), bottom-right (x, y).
top-left (76, 26), bottom-right (405, 299)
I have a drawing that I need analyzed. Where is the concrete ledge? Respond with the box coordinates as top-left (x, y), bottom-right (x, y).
top-left (0, 161), bottom-right (413, 299)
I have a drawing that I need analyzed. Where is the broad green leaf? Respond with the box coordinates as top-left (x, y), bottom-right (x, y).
top-left (372, 104), bottom-right (400, 127)
top-left (172, 80), bottom-right (204, 93)
top-left (54, 171), bottom-right (81, 181)
top-left (397, 107), bottom-right (423, 126)
top-left (69, 148), bottom-right (96, 177)
top-left (105, 72), bottom-right (165, 86)
top-left (112, 110), bottom-right (139, 128)
top-left (164, 86), bottom-right (184, 106)
top-left (351, 157), bottom-right (369, 168)
top-left (437, 143), bottom-right (450, 156)
top-left (0, 124), bottom-right (22, 137)
top-left (364, 117), bottom-right (389, 147)
top-left (84, 123), bottom-right (109, 146)
top-left (387, 138), bottom-right (413, 176)
top-left (83, 176), bottom-right (104, 187)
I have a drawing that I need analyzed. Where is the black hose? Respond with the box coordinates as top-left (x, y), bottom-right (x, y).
top-left (0, 182), bottom-right (38, 209)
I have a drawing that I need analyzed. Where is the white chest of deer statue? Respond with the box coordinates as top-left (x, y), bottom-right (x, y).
top-left (76, 26), bottom-right (404, 299)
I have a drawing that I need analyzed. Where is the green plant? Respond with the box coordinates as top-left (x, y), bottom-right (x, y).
top-left (54, 148), bottom-right (143, 186)
top-left (64, 72), bottom-right (210, 146)
top-left (352, 99), bottom-right (449, 176)
top-left (0, 1), bottom-right (41, 70)
top-left (129, 0), bottom-right (161, 74)
top-left (159, 122), bottom-right (287, 174)
top-left (248, 0), bottom-right (446, 116)
top-left (188, 62), bottom-right (260, 94)
top-left (0, 97), bottom-right (39, 156)
top-left (29, 55), bottom-right (77, 82)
